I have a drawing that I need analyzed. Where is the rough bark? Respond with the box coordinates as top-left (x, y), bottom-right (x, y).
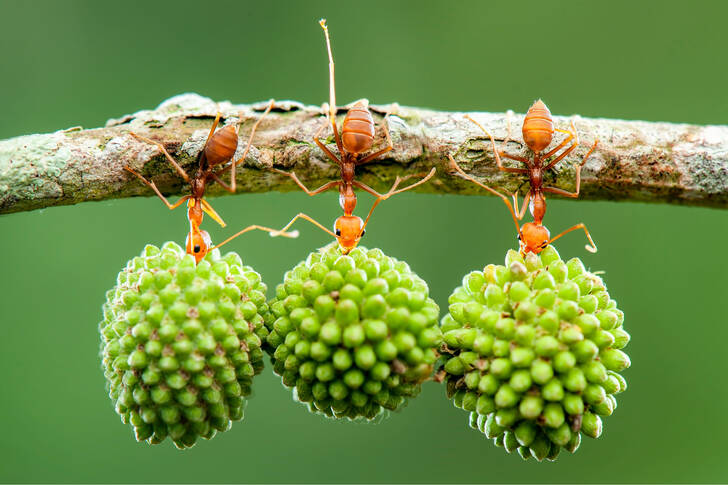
top-left (1, 92), bottom-right (727, 215)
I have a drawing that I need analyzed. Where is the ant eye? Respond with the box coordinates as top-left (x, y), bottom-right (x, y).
top-left (335, 229), bottom-right (341, 237)
top-left (517, 234), bottom-right (522, 240)
top-left (194, 245), bottom-right (201, 253)
top-left (361, 229), bottom-right (366, 237)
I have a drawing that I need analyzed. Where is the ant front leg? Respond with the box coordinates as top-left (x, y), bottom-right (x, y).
top-left (464, 114), bottom-right (530, 173)
top-left (124, 166), bottom-right (190, 210)
top-left (548, 223), bottom-right (597, 253)
top-left (272, 168), bottom-right (340, 196)
top-left (212, 223), bottom-right (300, 251)
top-left (355, 168), bottom-right (435, 236)
top-left (269, 212), bottom-right (336, 238)
top-left (129, 133), bottom-right (191, 183)
top-left (448, 154), bottom-right (522, 234)
top-left (352, 167), bottom-right (436, 200)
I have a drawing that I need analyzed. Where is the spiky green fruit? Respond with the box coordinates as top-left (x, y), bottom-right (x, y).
top-left (99, 242), bottom-right (269, 449)
top-left (264, 243), bottom-right (441, 420)
top-left (440, 246), bottom-right (630, 461)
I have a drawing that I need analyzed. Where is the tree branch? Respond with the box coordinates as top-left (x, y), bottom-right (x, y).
top-left (2, 92), bottom-right (727, 215)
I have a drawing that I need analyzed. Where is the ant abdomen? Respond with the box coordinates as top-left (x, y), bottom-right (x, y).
top-left (522, 99), bottom-right (554, 153)
top-left (342, 101), bottom-right (375, 155)
top-left (204, 124), bottom-right (239, 166)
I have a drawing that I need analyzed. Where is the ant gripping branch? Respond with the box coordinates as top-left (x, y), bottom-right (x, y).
top-left (125, 101), bottom-right (296, 262)
top-left (270, 19), bottom-right (435, 254)
top-left (450, 99), bottom-right (598, 255)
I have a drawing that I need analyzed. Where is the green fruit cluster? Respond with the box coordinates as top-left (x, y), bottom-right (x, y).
top-left (99, 242), bottom-right (270, 449)
top-left (264, 243), bottom-right (442, 420)
top-left (440, 246), bottom-right (630, 461)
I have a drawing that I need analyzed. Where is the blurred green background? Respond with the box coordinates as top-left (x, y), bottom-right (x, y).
top-left (1, 0), bottom-right (727, 482)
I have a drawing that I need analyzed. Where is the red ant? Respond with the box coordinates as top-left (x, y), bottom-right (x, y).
top-left (270, 19), bottom-right (435, 254)
top-left (449, 99), bottom-right (598, 255)
top-left (125, 101), bottom-right (296, 262)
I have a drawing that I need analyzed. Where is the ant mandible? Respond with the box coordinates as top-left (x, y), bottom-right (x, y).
top-left (449, 99), bottom-right (599, 255)
top-left (270, 19), bottom-right (435, 254)
top-left (125, 101), bottom-right (296, 262)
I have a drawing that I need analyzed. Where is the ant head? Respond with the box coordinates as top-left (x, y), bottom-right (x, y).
top-left (186, 227), bottom-right (212, 263)
top-left (205, 124), bottom-right (239, 166)
top-left (334, 215), bottom-right (365, 254)
top-left (523, 99), bottom-right (553, 153)
top-left (519, 222), bottom-right (550, 254)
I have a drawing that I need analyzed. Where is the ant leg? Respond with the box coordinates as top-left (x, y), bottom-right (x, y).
top-left (199, 198), bottom-right (226, 227)
top-left (543, 140), bottom-right (597, 199)
top-left (352, 168), bottom-right (435, 199)
top-left (356, 108), bottom-right (396, 165)
top-left (204, 112), bottom-right (222, 147)
top-left (272, 169), bottom-right (340, 196)
top-left (352, 180), bottom-right (387, 198)
top-left (208, 172), bottom-right (233, 192)
top-left (448, 154), bottom-right (521, 234)
top-left (357, 167), bottom-right (435, 235)
top-left (542, 120), bottom-right (581, 171)
top-left (541, 128), bottom-right (575, 162)
top-left (313, 118), bottom-right (344, 166)
top-left (270, 212), bottom-right (336, 238)
top-left (124, 166), bottom-right (190, 210)
top-left (464, 114), bottom-right (530, 173)
top-left (549, 223), bottom-right (597, 253)
top-left (226, 99), bottom-right (275, 193)
top-left (498, 109), bottom-right (533, 164)
top-left (512, 190), bottom-right (531, 221)
top-left (212, 223), bottom-right (299, 251)
top-left (129, 133), bottom-right (191, 182)
top-left (541, 142), bottom-right (577, 172)
top-left (319, 19), bottom-right (344, 156)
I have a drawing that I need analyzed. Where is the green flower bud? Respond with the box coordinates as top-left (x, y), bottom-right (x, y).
top-left (611, 328), bottom-right (631, 349)
top-left (509, 281), bottom-right (530, 302)
top-left (542, 378), bottom-right (564, 401)
top-left (553, 351), bottom-right (576, 373)
top-left (519, 395), bottom-right (544, 419)
top-left (478, 374), bottom-right (500, 395)
top-left (562, 368), bottom-right (588, 393)
top-left (581, 411), bottom-right (603, 438)
top-left (600, 349), bottom-right (631, 372)
top-left (495, 384), bottom-right (519, 408)
top-left (562, 393), bottom-right (584, 415)
top-left (534, 336), bottom-right (560, 357)
top-left (530, 359), bottom-right (554, 385)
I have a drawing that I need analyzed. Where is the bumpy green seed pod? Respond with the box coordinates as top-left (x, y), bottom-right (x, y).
top-left (265, 243), bottom-right (441, 420)
top-left (99, 242), bottom-right (269, 449)
top-left (440, 246), bottom-right (630, 461)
